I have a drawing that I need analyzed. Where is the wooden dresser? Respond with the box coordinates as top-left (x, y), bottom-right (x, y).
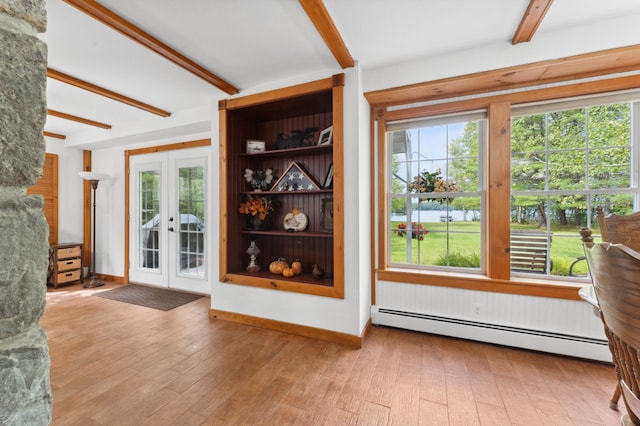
top-left (48, 243), bottom-right (83, 288)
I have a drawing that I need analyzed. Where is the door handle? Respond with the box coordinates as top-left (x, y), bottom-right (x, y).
top-left (169, 216), bottom-right (174, 231)
top-left (168, 227), bottom-right (174, 232)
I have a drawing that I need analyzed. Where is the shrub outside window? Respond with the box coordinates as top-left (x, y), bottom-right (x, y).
top-left (387, 113), bottom-right (486, 272)
top-left (511, 99), bottom-right (639, 278)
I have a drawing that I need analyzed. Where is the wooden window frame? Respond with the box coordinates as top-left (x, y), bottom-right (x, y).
top-left (367, 46), bottom-right (640, 301)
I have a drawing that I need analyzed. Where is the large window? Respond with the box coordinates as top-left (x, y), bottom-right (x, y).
top-left (511, 98), bottom-right (639, 278)
top-left (387, 112), bottom-right (486, 272)
top-left (380, 93), bottom-right (640, 287)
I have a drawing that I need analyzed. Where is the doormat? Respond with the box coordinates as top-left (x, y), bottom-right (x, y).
top-left (95, 284), bottom-right (203, 311)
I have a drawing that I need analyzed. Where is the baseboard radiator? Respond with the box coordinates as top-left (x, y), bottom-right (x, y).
top-left (372, 306), bottom-right (612, 362)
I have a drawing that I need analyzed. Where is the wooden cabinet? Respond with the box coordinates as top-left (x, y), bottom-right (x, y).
top-left (219, 74), bottom-right (344, 298)
top-left (48, 243), bottom-right (83, 288)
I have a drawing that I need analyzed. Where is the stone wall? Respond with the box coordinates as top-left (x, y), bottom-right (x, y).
top-left (0, 0), bottom-right (52, 424)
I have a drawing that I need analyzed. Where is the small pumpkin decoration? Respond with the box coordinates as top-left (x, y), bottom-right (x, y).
top-left (269, 258), bottom-right (288, 275)
top-left (282, 267), bottom-right (295, 278)
top-left (291, 259), bottom-right (302, 275)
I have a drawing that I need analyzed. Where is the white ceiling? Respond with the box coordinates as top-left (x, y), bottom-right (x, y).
top-left (39, 0), bottom-right (640, 147)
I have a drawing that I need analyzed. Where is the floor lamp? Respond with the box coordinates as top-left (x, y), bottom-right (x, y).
top-left (79, 171), bottom-right (110, 288)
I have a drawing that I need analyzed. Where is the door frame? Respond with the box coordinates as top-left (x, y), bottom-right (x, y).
top-left (124, 139), bottom-right (211, 285)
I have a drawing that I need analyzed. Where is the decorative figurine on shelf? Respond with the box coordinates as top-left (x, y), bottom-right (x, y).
top-left (244, 168), bottom-right (274, 191)
top-left (275, 127), bottom-right (319, 149)
top-left (246, 241), bottom-right (261, 273)
top-left (312, 264), bottom-right (325, 279)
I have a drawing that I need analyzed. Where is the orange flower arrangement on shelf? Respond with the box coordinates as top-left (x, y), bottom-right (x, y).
top-left (238, 195), bottom-right (274, 220)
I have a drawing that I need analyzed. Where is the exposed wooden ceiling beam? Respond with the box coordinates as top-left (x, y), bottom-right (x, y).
top-left (43, 131), bottom-right (67, 140)
top-left (47, 68), bottom-right (171, 117)
top-left (299, 0), bottom-right (354, 69)
top-left (47, 109), bottom-right (112, 129)
top-left (63, 0), bottom-right (239, 95)
top-left (512, 0), bottom-right (554, 44)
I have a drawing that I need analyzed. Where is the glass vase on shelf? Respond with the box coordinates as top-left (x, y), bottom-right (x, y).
top-left (246, 240), bottom-right (261, 273)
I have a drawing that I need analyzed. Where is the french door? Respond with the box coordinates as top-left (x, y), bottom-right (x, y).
top-left (128, 147), bottom-right (211, 294)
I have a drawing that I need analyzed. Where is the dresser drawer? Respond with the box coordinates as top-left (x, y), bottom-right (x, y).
top-left (56, 270), bottom-right (81, 284)
top-left (57, 258), bottom-right (81, 272)
top-left (57, 245), bottom-right (81, 259)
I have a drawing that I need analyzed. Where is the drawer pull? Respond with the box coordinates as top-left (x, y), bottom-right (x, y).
top-left (65, 273), bottom-right (73, 277)
top-left (65, 261), bottom-right (74, 265)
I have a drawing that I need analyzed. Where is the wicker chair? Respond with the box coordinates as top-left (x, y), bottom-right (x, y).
top-left (583, 242), bottom-right (640, 425)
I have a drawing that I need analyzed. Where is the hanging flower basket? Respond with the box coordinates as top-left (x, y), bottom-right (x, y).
top-left (407, 168), bottom-right (460, 203)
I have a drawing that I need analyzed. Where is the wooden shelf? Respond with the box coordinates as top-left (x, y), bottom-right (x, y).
top-left (241, 144), bottom-right (333, 158)
top-left (219, 74), bottom-right (344, 298)
top-left (229, 270), bottom-right (333, 287)
top-left (241, 230), bottom-right (333, 238)
top-left (242, 189), bottom-right (333, 196)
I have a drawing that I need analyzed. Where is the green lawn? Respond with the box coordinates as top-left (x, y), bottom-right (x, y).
top-left (391, 220), bottom-right (598, 277)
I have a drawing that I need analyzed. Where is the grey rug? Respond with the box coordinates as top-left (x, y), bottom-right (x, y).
top-left (95, 284), bottom-right (203, 311)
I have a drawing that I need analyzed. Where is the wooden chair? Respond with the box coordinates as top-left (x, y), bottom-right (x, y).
top-left (597, 206), bottom-right (640, 250)
top-left (583, 242), bottom-right (640, 425)
top-left (595, 207), bottom-right (640, 409)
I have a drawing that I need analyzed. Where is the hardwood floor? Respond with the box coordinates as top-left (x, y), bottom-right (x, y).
top-left (42, 282), bottom-right (625, 425)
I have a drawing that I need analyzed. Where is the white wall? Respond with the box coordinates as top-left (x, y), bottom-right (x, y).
top-left (210, 66), bottom-right (371, 337)
top-left (44, 138), bottom-right (84, 244)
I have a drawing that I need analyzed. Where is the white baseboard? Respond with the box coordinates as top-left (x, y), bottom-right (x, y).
top-left (371, 306), bottom-right (612, 363)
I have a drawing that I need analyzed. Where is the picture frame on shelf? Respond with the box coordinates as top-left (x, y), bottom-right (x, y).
top-left (321, 197), bottom-right (334, 232)
top-left (323, 163), bottom-right (333, 188)
top-left (246, 139), bottom-right (266, 154)
top-left (317, 126), bottom-right (333, 146)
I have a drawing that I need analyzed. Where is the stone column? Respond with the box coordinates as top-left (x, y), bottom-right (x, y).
top-left (0, 1), bottom-right (51, 425)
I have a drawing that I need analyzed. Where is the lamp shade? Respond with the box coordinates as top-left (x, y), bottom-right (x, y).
top-left (78, 171), bottom-right (110, 181)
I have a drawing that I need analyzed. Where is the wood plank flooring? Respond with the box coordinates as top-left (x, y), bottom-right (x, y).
top-left (41, 282), bottom-right (625, 425)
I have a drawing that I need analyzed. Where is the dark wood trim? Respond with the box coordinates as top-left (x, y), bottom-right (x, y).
top-left (298, 0), bottom-right (354, 69)
top-left (47, 109), bottom-right (112, 129)
top-left (512, 0), bottom-right (554, 44)
top-left (365, 44), bottom-right (640, 107)
top-left (208, 308), bottom-right (368, 348)
top-left (47, 68), bottom-right (171, 117)
top-left (63, 0), bottom-right (238, 95)
top-left (43, 131), bottom-right (66, 140)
